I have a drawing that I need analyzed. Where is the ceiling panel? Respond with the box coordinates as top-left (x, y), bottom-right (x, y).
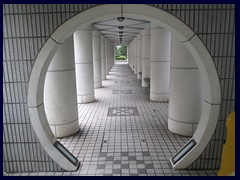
top-left (93, 17), bottom-right (150, 46)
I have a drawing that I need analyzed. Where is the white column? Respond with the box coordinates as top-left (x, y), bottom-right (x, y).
top-left (44, 36), bottom-right (79, 138)
top-left (105, 39), bottom-right (109, 76)
top-left (74, 26), bottom-right (95, 103)
top-left (137, 34), bottom-right (142, 80)
top-left (110, 45), bottom-right (113, 69)
top-left (101, 35), bottom-right (106, 80)
top-left (134, 38), bottom-right (138, 75)
top-left (112, 45), bottom-right (115, 66)
top-left (141, 29), bottom-right (151, 87)
top-left (108, 44), bottom-right (112, 70)
top-left (150, 25), bottom-right (171, 102)
top-left (127, 45), bottom-right (130, 66)
top-left (130, 42), bottom-right (134, 71)
top-left (168, 36), bottom-right (202, 136)
top-left (107, 42), bottom-right (110, 72)
top-left (129, 42), bottom-right (132, 69)
top-left (92, 30), bottom-right (102, 88)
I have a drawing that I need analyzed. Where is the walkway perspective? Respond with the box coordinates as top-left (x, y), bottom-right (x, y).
top-left (9, 63), bottom-right (217, 176)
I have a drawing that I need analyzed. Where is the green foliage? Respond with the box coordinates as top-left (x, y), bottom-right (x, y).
top-left (115, 46), bottom-right (127, 57)
top-left (115, 55), bottom-right (127, 60)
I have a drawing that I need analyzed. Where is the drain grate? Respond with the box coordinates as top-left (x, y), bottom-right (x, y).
top-left (112, 90), bottom-right (133, 94)
top-left (107, 107), bottom-right (139, 116)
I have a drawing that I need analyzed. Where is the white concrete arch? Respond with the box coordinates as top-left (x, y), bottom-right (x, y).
top-left (27, 4), bottom-right (221, 171)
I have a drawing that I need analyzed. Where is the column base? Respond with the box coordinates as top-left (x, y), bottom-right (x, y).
top-left (77, 93), bottom-right (95, 104)
top-left (94, 81), bottom-right (102, 89)
top-left (137, 73), bottom-right (142, 80)
top-left (50, 119), bottom-right (79, 138)
top-left (142, 80), bottom-right (150, 87)
top-left (168, 118), bottom-right (198, 137)
top-left (150, 92), bottom-right (169, 102)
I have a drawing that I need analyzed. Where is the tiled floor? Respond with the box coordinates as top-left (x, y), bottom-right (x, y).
top-left (7, 62), bottom-right (217, 176)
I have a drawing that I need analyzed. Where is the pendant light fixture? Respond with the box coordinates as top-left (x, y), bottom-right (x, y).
top-left (117, 4), bottom-right (125, 22)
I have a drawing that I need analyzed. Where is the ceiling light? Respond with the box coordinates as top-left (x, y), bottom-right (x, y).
top-left (117, 17), bottom-right (125, 22)
top-left (118, 26), bottom-right (124, 30)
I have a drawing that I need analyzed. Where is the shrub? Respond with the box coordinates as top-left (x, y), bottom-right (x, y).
top-left (115, 56), bottom-right (127, 60)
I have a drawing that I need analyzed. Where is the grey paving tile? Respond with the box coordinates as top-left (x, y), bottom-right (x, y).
top-left (112, 169), bottom-right (121, 174)
top-left (121, 164), bottom-right (129, 169)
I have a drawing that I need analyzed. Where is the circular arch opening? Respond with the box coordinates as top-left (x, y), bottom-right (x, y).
top-left (27, 4), bottom-right (221, 171)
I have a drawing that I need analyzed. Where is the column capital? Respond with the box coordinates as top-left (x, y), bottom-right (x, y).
top-left (92, 30), bottom-right (101, 37)
top-left (137, 34), bottom-right (142, 40)
top-left (142, 29), bottom-right (150, 36)
top-left (78, 24), bottom-right (92, 30)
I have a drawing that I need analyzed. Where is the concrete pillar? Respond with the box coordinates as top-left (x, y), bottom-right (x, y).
top-left (101, 35), bottom-right (106, 80)
top-left (44, 36), bottom-right (79, 138)
top-left (150, 26), bottom-right (171, 102)
top-left (127, 45), bottom-right (130, 67)
top-left (105, 39), bottom-right (109, 75)
top-left (141, 29), bottom-right (151, 87)
top-left (129, 43), bottom-right (131, 69)
top-left (107, 42), bottom-right (110, 72)
top-left (134, 38), bottom-right (138, 75)
top-left (92, 30), bottom-right (102, 88)
top-left (130, 42), bottom-right (134, 71)
top-left (137, 34), bottom-right (142, 80)
top-left (108, 44), bottom-right (113, 70)
top-left (74, 26), bottom-right (95, 103)
top-left (110, 45), bottom-right (114, 68)
top-left (168, 35), bottom-right (202, 136)
top-left (112, 45), bottom-right (115, 67)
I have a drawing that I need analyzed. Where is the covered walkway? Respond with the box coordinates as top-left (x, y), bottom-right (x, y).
top-left (9, 63), bottom-right (216, 176)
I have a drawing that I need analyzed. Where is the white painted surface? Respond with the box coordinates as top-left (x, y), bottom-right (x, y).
top-left (44, 36), bottom-right (79, 138)
top-left (28, 39), bottom-right (60, 107)
top-left (137, 34), bottom-right (142, 80)
top-left (101, 36), bottom-right (106, 80)
top-left (134, 38), bottom-right (137, 75)
top-left (168, 36), bottom-right (202, 136)
top-left (28, 104), bottom-right (79, 170)
top-left (141, 29), bottom-right (151, 87)
top-left (184, 35), bottom-right (221, 104)
top-left (171, 102), bottom-right (220, 169)
top-left (105, 39), bottom-right (109, 75)
top-left (150, 27), bottom-right (171, 102)
top-left (92, 30), bottom-right (102, 88)
top-left (74, 26), bottom-right (95, 103)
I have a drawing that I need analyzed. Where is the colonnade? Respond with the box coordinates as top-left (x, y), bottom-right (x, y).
top-left (44, 26), bottom-right (114, 137)
top-left (128, 24), bottom-right (202, 137)
top-left (44, 22), bottom-right (202, 138)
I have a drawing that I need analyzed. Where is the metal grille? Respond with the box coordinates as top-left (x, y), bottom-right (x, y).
top-left (3, 4), bottom-right (235, 172)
